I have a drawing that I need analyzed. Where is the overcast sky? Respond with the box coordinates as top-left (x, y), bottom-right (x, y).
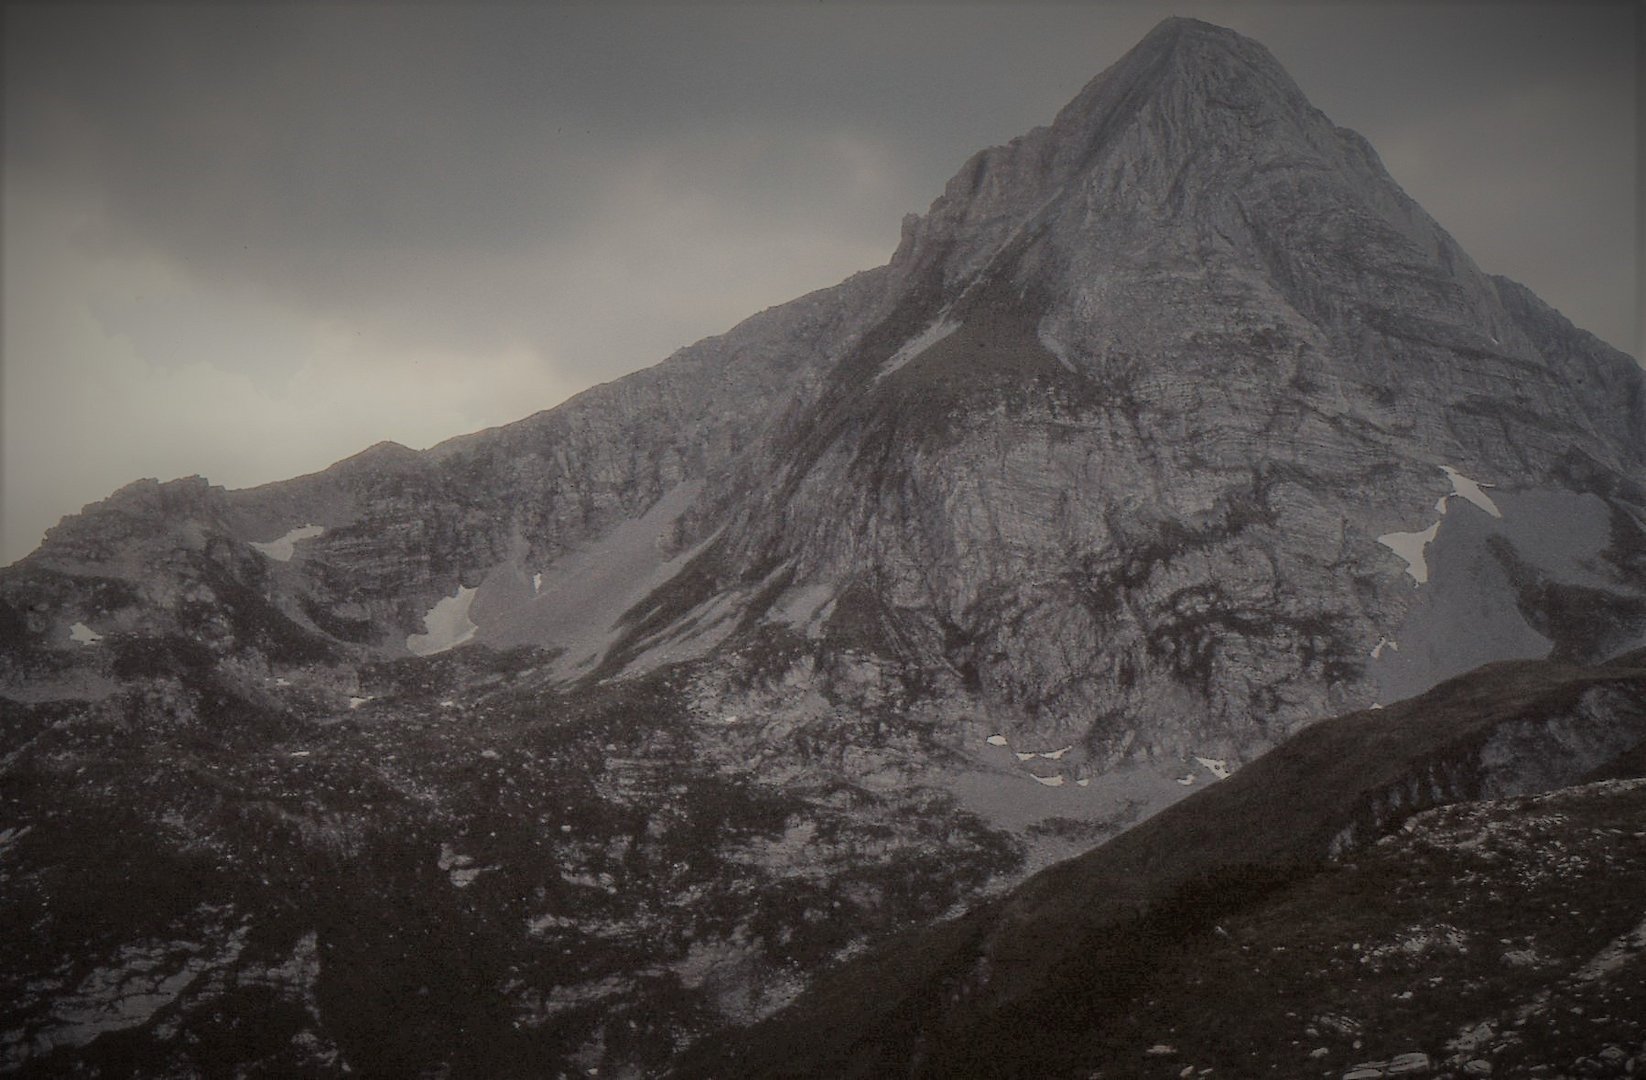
top-left (3, 1), bottom-right (1639, 564)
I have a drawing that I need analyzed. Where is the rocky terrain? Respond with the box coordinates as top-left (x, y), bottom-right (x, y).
top-left (673, 650), bottom-right (1646, 1079)
top-left (3, 16), bottom-right (1645, 1079)
top-left (1, 637), bottom-right (1030, 1076)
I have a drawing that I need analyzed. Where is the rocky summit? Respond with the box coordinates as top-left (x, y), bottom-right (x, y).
top-left (3, 17), bottom-right (1644, 1079)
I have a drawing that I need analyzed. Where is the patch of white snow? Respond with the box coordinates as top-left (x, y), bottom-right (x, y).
top-left (1440, 466), bottom-right (1502, 518)
top-left (1015, 751), bottom-right (1037, 762)
top-left (250, 524), bottom-right (324, 562)
top-left (878, 317), bottom-right (960, 381)
top-left (1378, 522), bottom-right (1441, 584)
top-left (1175, 775), bottom-right (1196, 786)
top-left (1037, 327), bottom-right (1080, 373)
top-left (985, 734), bottom-right (1009, 747)
top-left (1372, 637), bottom-right (1399, 660)
top-left (1039, 746), bottom-right (1072, 760)
top-left (766, 582), bottom-right (836, 633)
top-left (1030, 774), bottom-right (1065, 787)
top-left (406, 585), bottom-right (480, 656)
top-left (347, 696), bottom-right (372, 710)
top-left (437, 843), bottom-right (470, 872)
top-left (68, 622), bottom-right (102, 645)
top-left (1194, 756), bottom-right (1230, 780)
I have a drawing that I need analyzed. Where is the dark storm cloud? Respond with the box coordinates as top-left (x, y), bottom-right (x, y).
top-left (7, 3), bottom-right (1635, 364)
top-left (6, 5), bottom-right (1058, 344)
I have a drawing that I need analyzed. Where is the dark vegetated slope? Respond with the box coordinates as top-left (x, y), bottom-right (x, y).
top-left (673, 649), bottom-right (1646, 1079)
top-left (0, 638), bottom-right (1023, 1078)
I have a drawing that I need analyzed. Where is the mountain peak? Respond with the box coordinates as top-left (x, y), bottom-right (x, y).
top-left (1052, 15), bottom-right (1312, 136)
top-left (1133, 16), bottom-right (1289, 66)
top-left (1138, 15), bottom-right (1251, 46)
top-left (891, 17), bottom-right (1334, 280)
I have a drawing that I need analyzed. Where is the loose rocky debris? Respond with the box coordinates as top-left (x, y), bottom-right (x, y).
top-left (1069, 779), bottom-right (1646, 1080)
top-left (1342, 1051), bottom-right (1431, 1078)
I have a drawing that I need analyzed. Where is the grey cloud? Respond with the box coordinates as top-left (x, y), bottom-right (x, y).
top-left (9, 3), bottom-right (1634, 356)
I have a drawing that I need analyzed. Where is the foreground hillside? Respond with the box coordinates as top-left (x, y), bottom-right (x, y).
top-left (673, 650), bottom-right (1646, 1079)
top-left (4, 644), bottom-right (1643, 1077)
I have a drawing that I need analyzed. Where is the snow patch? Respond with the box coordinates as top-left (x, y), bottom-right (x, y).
top-left (766, 582), bottom-right (836, 636)
top-left (1440, 466), bottom-right (1502, 518)
top-left (532, 572), bottom-right (543, 594)
top-left (1175, 774), bottom-right (1196, 786)
top-left (1037, 327), bottom-right (1080, 373)
top-left (1372, 636), bottom-right (1399, 660)
top-left (68, 622), bottom-right (102, 645)
top-left (1194, 756), bottom-right (1230, 780)
top-left (1039, 746), bottom-right (1072, 760)
top-left (1378, 522), bottom-right (1441, 584)
top-left (488, 481), bottom-right (712, 677)
top-left (250, 524), bottom-right (324, 562)
top-left (985, 734), bottom-right (1009, 747)
top-left (437, 842), bottom-right (492, 888)
top-left (347, 696), bottom-right (372, 710)
top-left (1030, 774), bottom-right (1065, 787)
top-left (878, 317), bottom-right (960, 381)
top-left (1014, 752), bottom-right (1037, 762)
top-left (407, 585), bottom-right (479, 656)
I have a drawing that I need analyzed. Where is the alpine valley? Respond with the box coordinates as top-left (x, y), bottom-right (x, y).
top-left (4, 17), bottom-right (1645, 1080)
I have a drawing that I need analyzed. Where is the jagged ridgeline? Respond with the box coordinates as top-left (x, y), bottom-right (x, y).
top-left (3, 17), bottom-right (1644, 1079)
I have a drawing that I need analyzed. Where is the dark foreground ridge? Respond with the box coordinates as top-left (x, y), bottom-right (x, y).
top-left (673, 650), bottom-right (1646, 1079)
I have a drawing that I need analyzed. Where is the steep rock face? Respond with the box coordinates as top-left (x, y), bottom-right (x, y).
top-left (655, 17), bottom-right (1646, 763)
top-left (1, 267), bottom-right (894, 671)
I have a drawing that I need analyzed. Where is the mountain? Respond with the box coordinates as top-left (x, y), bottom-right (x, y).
top-left (3, 17), bottom-right (1644, 1079)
